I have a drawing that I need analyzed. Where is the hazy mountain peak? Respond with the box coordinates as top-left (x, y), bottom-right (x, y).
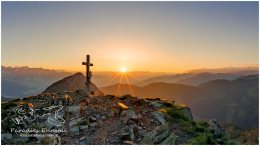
top-left (43, 72), bottom-right (103, 96)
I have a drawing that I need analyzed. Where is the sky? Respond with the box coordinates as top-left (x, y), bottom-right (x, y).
top-left (2, 2), bottom-right (259, 73)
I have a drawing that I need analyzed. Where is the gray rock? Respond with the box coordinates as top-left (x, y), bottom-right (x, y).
top-left (101, 115), bottom-right (106, 120)
top-left (127, 109), bottom-right (137, 119)
top-left (120, 129), bottom-right (130, 140)
top-left (89, 116), bottom-right (97, 122)
top-left (76, 137), bottom-right (93, 145)
top-left (152, 111), bottom-right (166, 124)
top-left (1, 133), bottom-right (12, 143)
top-left (16, 137), bottom-right (29, 143)
top-left (89, 122), bottom-right (97, 129)
top-left (141, 123), bottom-right (173, 144)
top-left (68, 105), bottom-right (80, 112)
top-left (141, 131), bottom-right (156, 145)
top-left (159, 133), bottom-right (177, 145)
top-left (121, 109), bottom-right (137, 119)
top-left (154, 129), bottom-right (170, 144)
top-left (80, 125), bottom-right (88, 131)
top-left (69, 119), bottom-right (78, 127)
top-left (70, 126), bottom-right (79, 135)
top-left (108, 137), bottom-right (121, 144)
top-left (137, 129), bottom-right (146, 138)
top-left (150, 101), bottom-right (164, 109)
top-left (79, 136), bottom-right (86, 141)
top-left (130, 127), bottom-right (135, 140)
top-left (156, 123), bottom-right (169, 135)
top-left (95, 114), bottom-right (101, 120)
top-left (209, 119), bottom-right (225, 138)
top-left (69, 117), bottom-right (85, 127)
top-left (119, 126), bottom-right (135, 141)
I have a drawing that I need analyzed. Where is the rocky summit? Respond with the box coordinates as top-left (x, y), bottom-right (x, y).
top-left (1, 90), bottom-right (234, 145)
top-left (43, 72), bottom-right (104, 96)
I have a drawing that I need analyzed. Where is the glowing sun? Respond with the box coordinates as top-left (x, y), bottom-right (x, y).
top-left (120, 67), bottom-right (127, 73)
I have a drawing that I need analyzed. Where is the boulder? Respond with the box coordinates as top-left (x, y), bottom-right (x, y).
top-left (141, 123), bottom-right (174, 144)
top-left (154, 129), bottom-right (170, 144)
top-left (1, 133), bottom-right (12, 144)
top-left (95, 114), bottom-right (101, 120)
top-left (141, 131), bottom-right (156, 145)
top-left (152, 111), bottom-right (166, 124)
top-left (89, 116), bottom-right (97, 123)
top-left (108, 137), bottom-right (121, 144)
top-left (76, 136), bottom-right (93, 145)
top-left (80, 125), bottom-right (88, 131)
top-left (209, 119), bottom-right (225, 137)
top-left (181, 106), bottom-right (193, 120)
top-left (70, 126), bottom-right (79, 135)
top-left (68, 105), bottom-right (81, 112)
top-left (89, 122), bottom-right (98, 129)
top-left (69, 117), bottom-right (85, 127)
top-left (119, 126), bottom-right (135, 141)
top-left (124, 109), bottom-right (138, 119)
top-left (101, 115), bottom-right (106, 120)
top-left (150, 101), bottom-right (164, 109)
top-left (159, 133), bottom-right (177, 145)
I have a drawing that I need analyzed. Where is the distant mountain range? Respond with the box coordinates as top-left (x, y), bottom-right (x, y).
top-left (2, 66), bottom-right (72, 98)
top-left (1, 66), bottom-right (164, 98)
top-left (135, 71), bottom-right (258, 87)
top-left (100, 75), bottom-right (259, 129)
top-left (2, 66), bottom-right (258, 98)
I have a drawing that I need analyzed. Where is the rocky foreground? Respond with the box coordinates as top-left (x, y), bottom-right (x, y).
top-left (2, 91), bottom-right (233, 145)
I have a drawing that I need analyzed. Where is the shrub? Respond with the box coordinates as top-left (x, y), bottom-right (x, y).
top-left (41, 137), bottom-right (52, 145)
top-left (165, 107), bottom-right (189, 121)
top-left (187, 133), bottom-right (217, 145)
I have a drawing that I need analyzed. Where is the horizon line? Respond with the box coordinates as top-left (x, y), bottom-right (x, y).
top-left (2, 64), bottom-right (259, 74)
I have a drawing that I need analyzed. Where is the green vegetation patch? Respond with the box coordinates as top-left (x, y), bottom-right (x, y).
top-left (163, 105), bottom-right (189, 121)
top-left (2, 102), bottom-right (17, 110)
top-left (162, 105), bottom-right (232, 145)
top-left (187, 133), bottom-right (217, 145)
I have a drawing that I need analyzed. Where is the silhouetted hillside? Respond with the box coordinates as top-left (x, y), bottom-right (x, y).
top-left (135, 73), bottom-right (195, 86)
top-left (135, 67), bottom-right (258, 87)
top-left (43, 72), bottom-right (104, 96)
top-left (100, 82), bottom-right (198, 105)
top-left (192, 75), bottom-right (258, 129)
top-left (176, 73), bottom-right (238, 86)
top-left (101, 75), bottom-right (259, 129)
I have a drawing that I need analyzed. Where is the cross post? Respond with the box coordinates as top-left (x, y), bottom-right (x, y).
top-left (82, 55), bottom-right (93, 95)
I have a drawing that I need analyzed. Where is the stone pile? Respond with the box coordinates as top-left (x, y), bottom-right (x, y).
top-left (2, 92), bottom-right (217, 145)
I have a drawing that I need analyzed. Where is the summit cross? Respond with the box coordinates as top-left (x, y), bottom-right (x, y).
top-left (82, 55), bottom-right (93, 94)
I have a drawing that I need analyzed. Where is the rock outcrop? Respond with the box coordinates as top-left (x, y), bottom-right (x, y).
top-left (1, 92), bottom-right (232, 145)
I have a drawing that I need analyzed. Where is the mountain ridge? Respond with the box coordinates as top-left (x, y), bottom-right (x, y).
top-left (100, 74), bottom-right (259, 129)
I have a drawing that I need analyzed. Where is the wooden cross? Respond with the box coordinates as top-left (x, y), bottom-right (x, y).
top-left (82, 55), bottom-right (93, 92)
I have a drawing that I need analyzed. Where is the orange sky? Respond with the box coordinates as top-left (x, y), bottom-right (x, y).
top-left (2, 2), bottom-right (259, 73)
